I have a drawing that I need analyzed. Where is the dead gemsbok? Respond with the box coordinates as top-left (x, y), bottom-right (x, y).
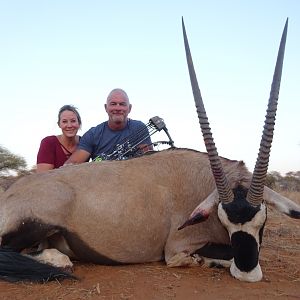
top-left (0, 18), bottom-right (299, 283)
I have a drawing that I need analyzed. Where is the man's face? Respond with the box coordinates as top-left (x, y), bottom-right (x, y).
top-left (105, 92), bottom-right (132, 127)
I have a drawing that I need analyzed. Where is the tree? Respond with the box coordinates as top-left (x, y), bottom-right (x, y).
top-left (0, 145), bottom-right (27, 175)
top-left (266, 170), bottom-right (300, 192)
top-left (286, 171), bottom-right (300, 180)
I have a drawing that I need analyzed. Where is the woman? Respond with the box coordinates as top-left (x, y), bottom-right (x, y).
top-left (36, 105), bottom-right (82, 173)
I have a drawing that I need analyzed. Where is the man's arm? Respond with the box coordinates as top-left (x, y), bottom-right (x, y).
top-left (138, 143), bottom-right (153, 152)
top-left (64, 149), bottom-right (91, 165)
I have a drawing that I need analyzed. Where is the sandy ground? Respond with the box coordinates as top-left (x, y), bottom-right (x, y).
top-left (0, 203), bottom-right (299, 300)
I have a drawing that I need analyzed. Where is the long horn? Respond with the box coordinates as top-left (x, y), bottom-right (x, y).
top-left (247, 19), bottom-right (288, 206)
top-left (182, 17), bottom-right (234, 204)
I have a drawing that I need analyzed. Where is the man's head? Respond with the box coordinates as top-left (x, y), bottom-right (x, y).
top-left (105, 88), bottom-right (132, 130)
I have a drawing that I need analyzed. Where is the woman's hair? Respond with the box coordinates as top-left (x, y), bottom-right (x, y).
top-left (57, 105), bottom-right (82, 126)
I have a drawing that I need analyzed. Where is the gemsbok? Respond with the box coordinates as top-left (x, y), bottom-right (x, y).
top-left (0, 18), bottom-right (299, 283)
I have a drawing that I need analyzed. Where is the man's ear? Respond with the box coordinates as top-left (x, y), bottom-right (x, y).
top-left (128, 104), bottom-right (132, 113)
top-left (104, 103), bottom-right (108, 112)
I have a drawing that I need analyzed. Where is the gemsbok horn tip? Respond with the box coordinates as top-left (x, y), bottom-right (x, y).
top-left (247, 19), bottom-right (288, 206)
top-left (182, 19), bottom-right (234, 204)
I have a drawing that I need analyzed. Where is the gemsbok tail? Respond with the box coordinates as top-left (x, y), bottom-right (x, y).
top-left (0, 247), bottom-right (76, 282)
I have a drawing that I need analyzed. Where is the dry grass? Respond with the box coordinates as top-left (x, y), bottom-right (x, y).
top-left (279, 190), bottom-right (300, 203)
top-left (261, 190), bottom-right (300, 283)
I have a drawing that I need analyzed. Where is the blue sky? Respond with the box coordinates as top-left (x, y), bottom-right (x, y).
top-left (0, 1), bottom-right (299, 174)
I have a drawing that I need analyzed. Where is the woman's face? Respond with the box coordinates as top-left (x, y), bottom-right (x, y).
top-left (58, 110), bottom-right (80, 137)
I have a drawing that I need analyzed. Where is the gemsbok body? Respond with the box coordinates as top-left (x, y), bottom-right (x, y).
top-left (0, 18), bottom-right (299, 283)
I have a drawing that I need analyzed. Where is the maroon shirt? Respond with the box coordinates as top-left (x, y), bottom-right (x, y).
top-left (37, 135), bottom-right (71, 169)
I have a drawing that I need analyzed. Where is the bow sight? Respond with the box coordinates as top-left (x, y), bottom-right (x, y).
top-left (94, 116), bottom-right (174, 161)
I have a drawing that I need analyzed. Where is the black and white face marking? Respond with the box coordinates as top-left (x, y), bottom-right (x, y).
top-left (217, 185), bottom-right (267, 282)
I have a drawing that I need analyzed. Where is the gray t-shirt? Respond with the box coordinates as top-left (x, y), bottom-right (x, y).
top-left (78, 119), bottom-right (152, 160)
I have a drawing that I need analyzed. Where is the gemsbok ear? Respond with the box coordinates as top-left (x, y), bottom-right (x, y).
top-left (178, 189), bottom-right (219, 230)
top-left (264, 186), bottom-right (300, 218)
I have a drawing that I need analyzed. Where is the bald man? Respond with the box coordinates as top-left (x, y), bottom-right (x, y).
top-left (65, 88), bottom-right (152, 164)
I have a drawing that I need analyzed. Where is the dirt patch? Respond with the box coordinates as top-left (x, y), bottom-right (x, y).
top-left (0, 206), bottom-right (299, 300)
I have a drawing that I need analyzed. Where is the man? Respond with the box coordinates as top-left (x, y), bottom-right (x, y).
top-left (64, 88), bottom-right (152, 164)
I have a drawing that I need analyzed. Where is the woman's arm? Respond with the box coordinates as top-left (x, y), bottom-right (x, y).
top-left (36, 163), bottom-right (55, 173)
